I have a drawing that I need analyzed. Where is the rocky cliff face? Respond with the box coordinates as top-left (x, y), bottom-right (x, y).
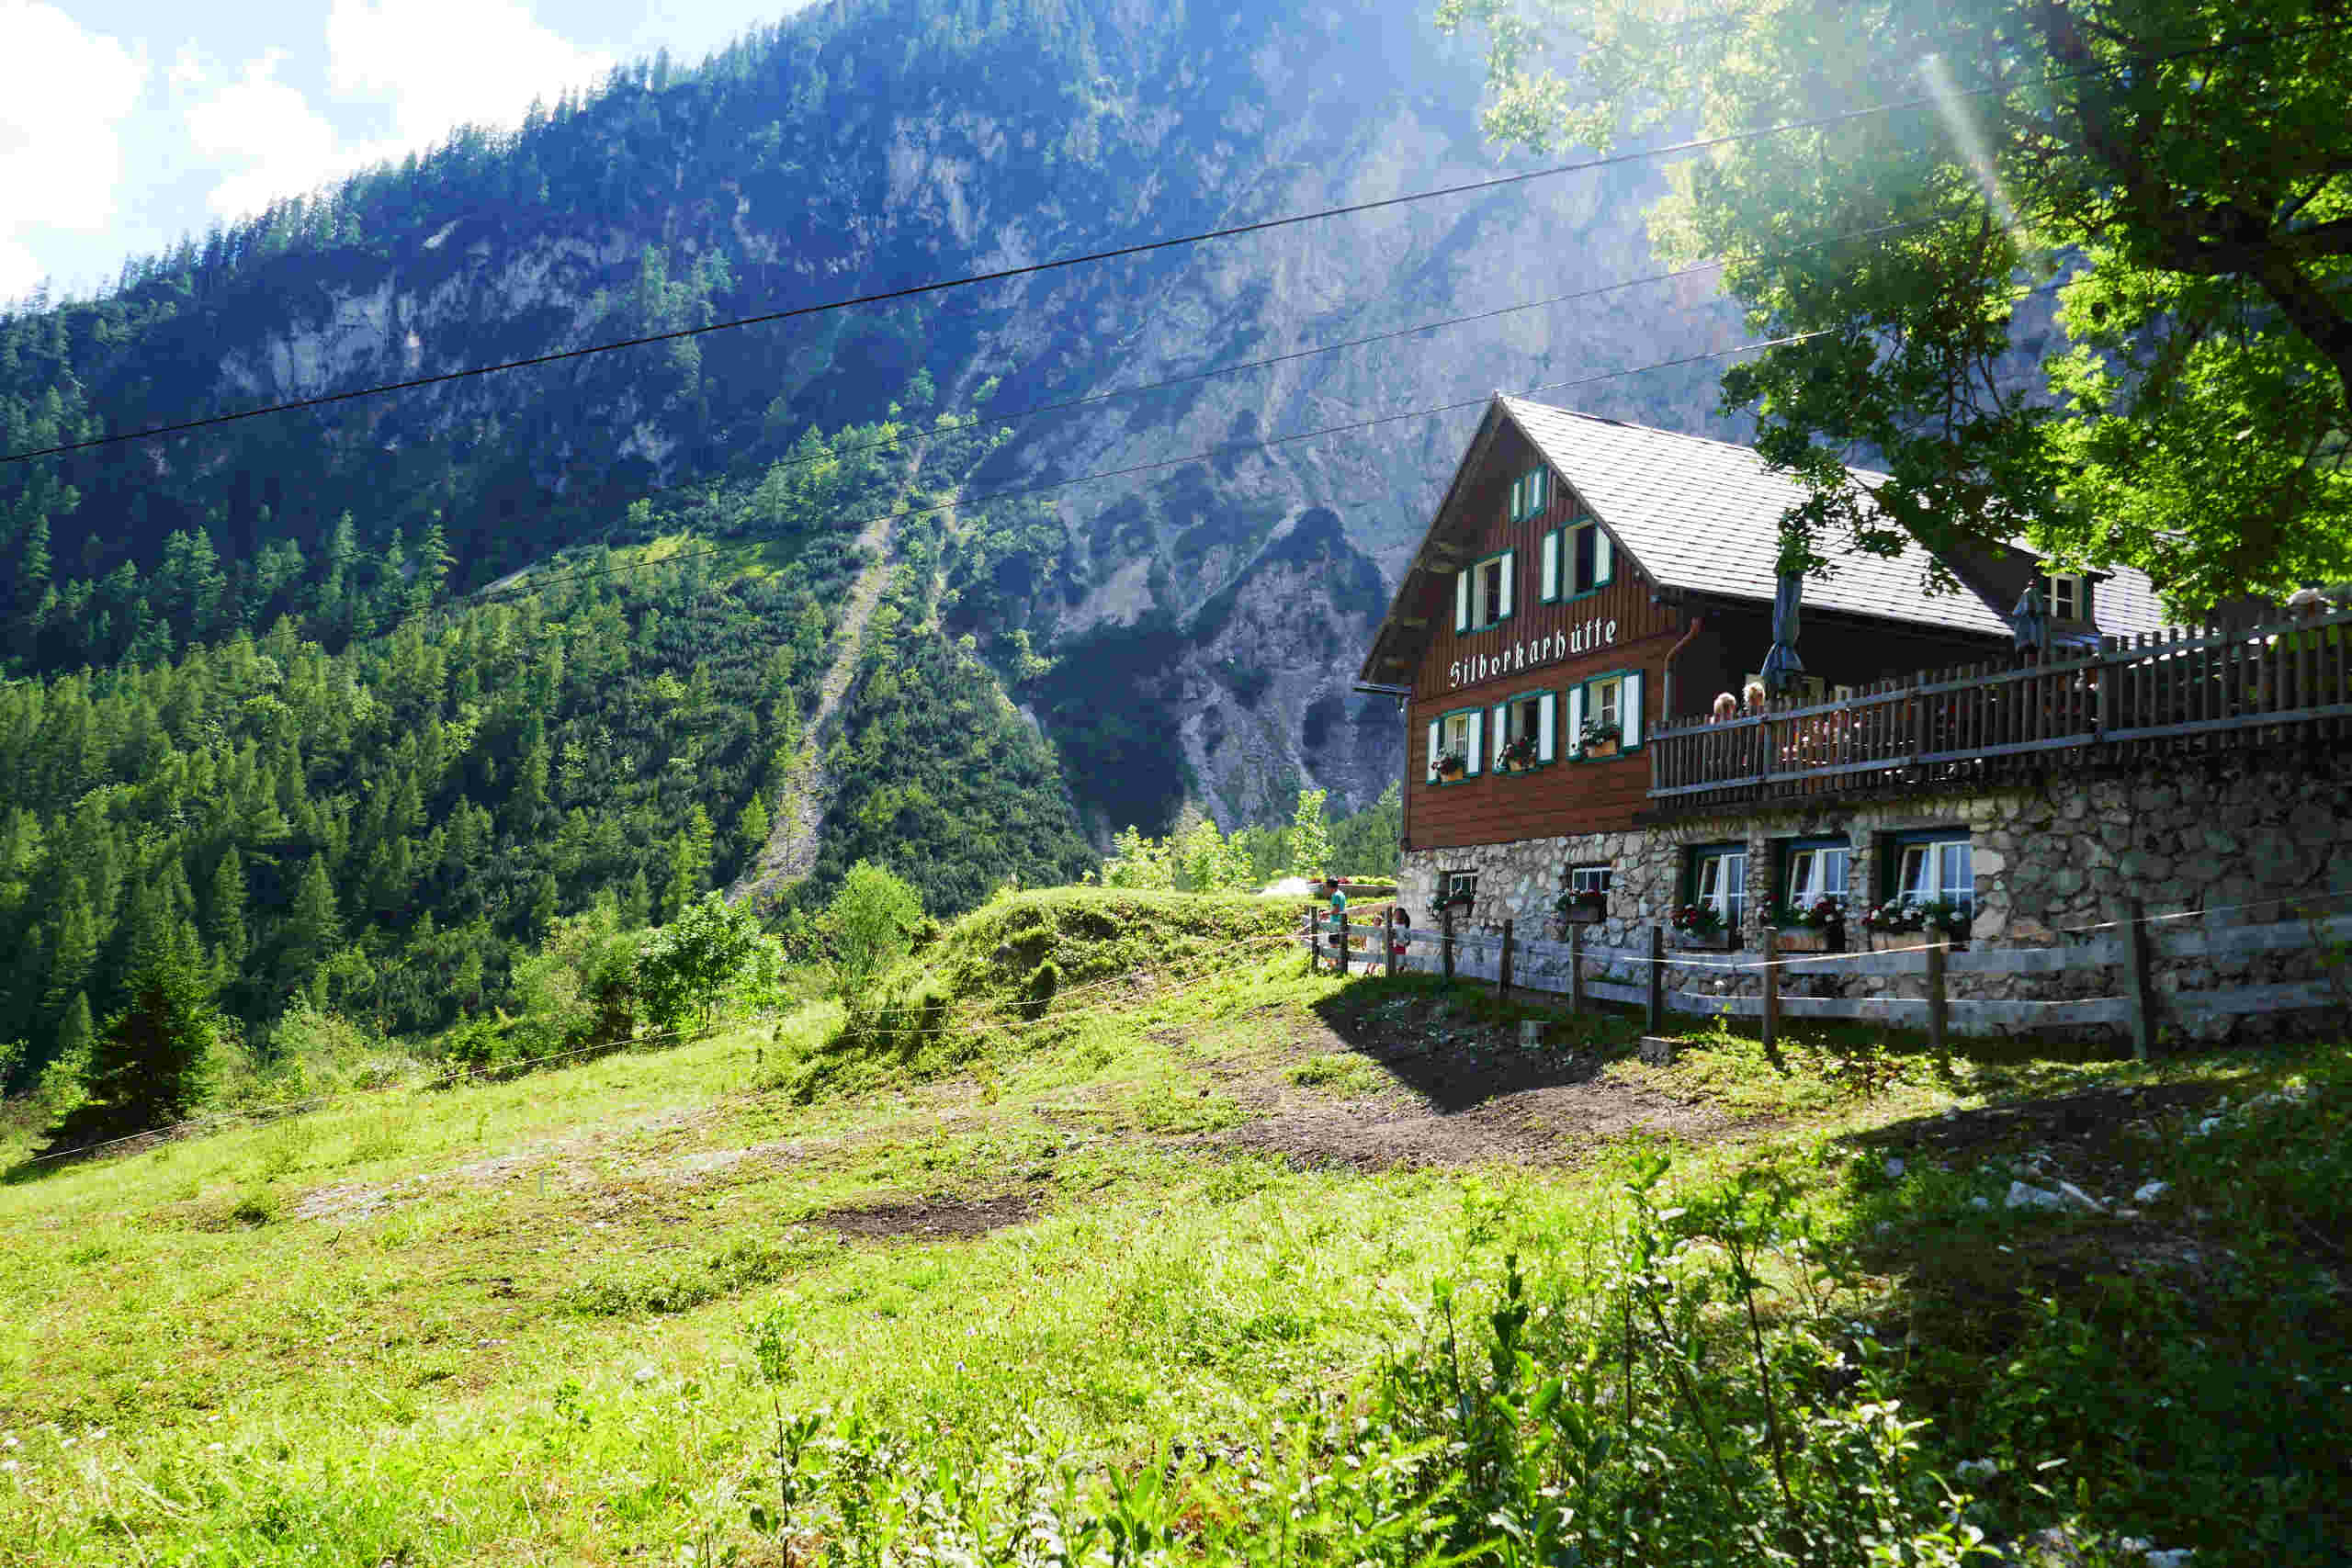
top-left (27, 0), bottom-right (1758, 838)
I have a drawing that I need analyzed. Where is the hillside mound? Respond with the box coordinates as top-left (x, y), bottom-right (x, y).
top-left (819, 888), bottom-right (1299, 1077)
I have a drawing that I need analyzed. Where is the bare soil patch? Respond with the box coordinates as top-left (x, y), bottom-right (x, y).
top-left (812, 1192), bottom-right (1037, 1240)
top-left (1182, 994), bottom-right (1770, 1171)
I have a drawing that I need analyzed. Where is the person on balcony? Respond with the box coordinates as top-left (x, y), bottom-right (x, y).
top-left (1712, 691), bottom-right (1740, 722)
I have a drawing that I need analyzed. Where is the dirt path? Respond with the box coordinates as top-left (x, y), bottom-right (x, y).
top-left (1181, 999), bottom-right (1770, 1171)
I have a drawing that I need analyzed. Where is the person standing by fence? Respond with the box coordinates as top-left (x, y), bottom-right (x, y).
top-left (1323, 877), bottom-right (1349, 970)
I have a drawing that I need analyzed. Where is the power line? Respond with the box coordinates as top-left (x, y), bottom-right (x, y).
top-left (470, 270), bottom-right (2072, 609)
top-left (424, 216), bottom-right (1946, 547)
top-left (5, 18), bottom-right (2326, 467)
top-left (466, 330), bottom-right (1827, 607)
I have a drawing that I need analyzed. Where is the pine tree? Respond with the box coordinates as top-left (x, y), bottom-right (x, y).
top-left (662, 806), bottom-right (714, 921)
top-left (277, 852), bottom-right (342, 998)
top-left (37, 946), bottom-right (218, 1156)
top-left (54, 990), bottom-right (92, 1067)
top-left (735, 794), bottom-right (771, 870)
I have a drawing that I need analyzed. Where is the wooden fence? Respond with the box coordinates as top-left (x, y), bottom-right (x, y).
top-left (1300, 908), bottom-right (2352, 1054)
top-left (1648, 604), bottom-right (2352, 812)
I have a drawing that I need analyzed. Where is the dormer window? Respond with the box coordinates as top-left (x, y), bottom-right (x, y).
top-left (1454, 550), bottom-right (1516, 632)
top-left (1541, 516), bottom-right (1614, 602)
top-left (1509, 467), bottom-right (1552, 522)
top-left (2041, 571), bottom-right (2089, 622)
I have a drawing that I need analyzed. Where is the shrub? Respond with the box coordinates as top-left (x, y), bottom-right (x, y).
top-left (37, 952), bottom-right (220, 1158)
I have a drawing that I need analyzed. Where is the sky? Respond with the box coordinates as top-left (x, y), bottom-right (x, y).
top-left (0, 0), bottom-right (801, 305)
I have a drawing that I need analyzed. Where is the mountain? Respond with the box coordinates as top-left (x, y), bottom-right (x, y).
top-left (0, 0), bottom-right (1754, 1068)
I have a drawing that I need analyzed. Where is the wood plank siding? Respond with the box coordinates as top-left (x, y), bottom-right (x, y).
top-left (1405, 424), bottom-right (1680, 851)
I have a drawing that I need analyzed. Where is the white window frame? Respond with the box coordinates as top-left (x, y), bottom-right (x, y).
top-left (1895, 834), bottom-right (1974, 913)
top-left (1426, 707), bottom-right (1485, 783)
top-left (1568, 863), bottom-right (1612, 895)
top-left (1566, 670), bottom-right (1644, 755)
top-left (1490, 690), bottom-right (1557, 772)
top-left (1783, 843), bottom-right (1850, 903)
top-left (1465, 550), bottom-right (1516, 630)
top-left (2041, 571), bottom-right (2088, 622)
top-left (1509, 467), bottom-right (1551, 522)
top-left (1692, 845), bottom-right (1747, 930)
top-left (1444, 870), bottom-right (1478, 906)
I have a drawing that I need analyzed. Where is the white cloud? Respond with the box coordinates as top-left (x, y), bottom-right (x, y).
top-left (168, 41), bottom-right (208, 92)
top-left (326, 0), bottom-right (612, 144)
top-left (0, 1), bottom-right (147, 298)
top-left (186, 49), bottom-right (385, 220)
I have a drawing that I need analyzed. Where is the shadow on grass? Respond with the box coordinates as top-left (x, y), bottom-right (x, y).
top-left (1819, 1045), bottom-right (2352, 1562)
top-left (1305, 972), bottom-right (1647, 1113)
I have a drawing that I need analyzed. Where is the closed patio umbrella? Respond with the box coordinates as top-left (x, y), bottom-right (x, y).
top-left (2010, 581), bottom-right (2050, 657)
top-left (1758, 570), bottom-right (1806, 696)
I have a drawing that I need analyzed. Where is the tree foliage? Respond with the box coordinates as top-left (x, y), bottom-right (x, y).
top-left (820, 861), bottom-right (926, 1000)
top-left (37, 946), bottom-right (219, 1156)
top-left (638, 894), bottom-right (770, 1032)
top-left (1442, 0), bottom-right (2352, 604)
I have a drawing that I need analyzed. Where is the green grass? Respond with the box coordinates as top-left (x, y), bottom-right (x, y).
top-left (0, 908), bottom-right (2345, 1564)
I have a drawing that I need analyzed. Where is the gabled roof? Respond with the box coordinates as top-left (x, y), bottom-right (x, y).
top-left (1359, 395), bottom-right (2165, 683)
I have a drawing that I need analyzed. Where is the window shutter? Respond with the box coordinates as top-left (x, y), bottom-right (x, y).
top-left (1493, 702), bottom-right (1510, 761)
top-left (1465, 709), bottom-right (1484, 774)
top-left (1497, 551), bottom-right (1513, 618)
top-left (1594, 527), bottom-right (1614, 586)
top-left (1623, 671), bottom-right (1644, 749)
top-left (1540, 529), bottom-right (1560, 602)
top-left (1536, 691), bottom-right (1556, 761)
top-left (1566, 685), bottom-right (1585, 752)
top-left (1454, 570), bottom-right (1469, 634)
top-left (1537, 469), bottom-right (1551, 513)
top-left (1426, 718), bottom-right (1442, 783)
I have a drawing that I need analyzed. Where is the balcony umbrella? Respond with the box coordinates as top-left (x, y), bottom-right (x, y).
top-left (2010, 581), bottom-right (2050, 657)
top-left (1758, 570), bottom-right (1805, 695)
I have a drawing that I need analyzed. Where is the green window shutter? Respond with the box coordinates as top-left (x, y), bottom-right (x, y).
top-left (1426, 718), bottom-right (1442, 783)
top-left (1540, 529), bottom-right (1560, 602)
top-left (1536, 690), bottom-right (1556, 761)
top-left (1623, 670), bottom-right (1645, 749)
top-left (1454, 570), bottom-right (1470, 634)
top-left (1566, 684), bottom-right (1585, 751)
top-left (1465, 709), bottom-right (1484, 774)
top-left (1497, 550), bottom-right (1513, 618)
top-left (1595, 527), bottom-right (1614, 587)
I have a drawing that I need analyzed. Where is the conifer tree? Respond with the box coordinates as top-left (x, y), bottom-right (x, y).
top-left (37, 942), bottom-right (218, 1156)
top-left (54, 990), bottom-right (91, 1066)
top-left (277, 852), bottom-right (342, 999)
top-left (663, 806), bottom-right (715, 920)
top-left (735, 794), bottom-right (770, 869)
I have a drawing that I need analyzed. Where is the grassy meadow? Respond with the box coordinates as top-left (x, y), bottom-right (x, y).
top-left (1, 891), bottom-right (2346, 1565)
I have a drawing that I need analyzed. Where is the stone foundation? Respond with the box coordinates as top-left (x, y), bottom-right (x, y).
top-left (1398, 750), bottom-right (2352, 1043)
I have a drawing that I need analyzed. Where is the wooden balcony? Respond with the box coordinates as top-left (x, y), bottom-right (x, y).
top-left (1647, 605), bottom-right (2352, 814)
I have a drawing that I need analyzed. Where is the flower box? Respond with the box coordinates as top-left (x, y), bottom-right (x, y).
top-left (1436, 761), bottom-right (1467, 781)
top-left (1562, 901), bottom-right (1607, 925)
top-left (1579, 739), bottom-right (1622, 761)
top-left (1866, 929), bottom-right (1967, 953)
top-left (1769, 925), bottom-right (1844, 953)
top-left (1674, 929), bottom-right (1736, 952)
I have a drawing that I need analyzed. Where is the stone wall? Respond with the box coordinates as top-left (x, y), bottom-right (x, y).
top-left (1398, 748), bottom-right (2352, 1042)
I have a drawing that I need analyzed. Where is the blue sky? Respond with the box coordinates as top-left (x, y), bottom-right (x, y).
top-left (0, 0), bottom-right (802, 304)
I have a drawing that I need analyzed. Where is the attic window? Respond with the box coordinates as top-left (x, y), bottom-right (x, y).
top-left (2041, 571), bottom-right (2089, 622)
top-left (1455, 550), bottom-right (1516, 632)
top-left (1542, 517), bottom-right (1614, 601)
top-left (1509, 467), bottom-right (1552, 522)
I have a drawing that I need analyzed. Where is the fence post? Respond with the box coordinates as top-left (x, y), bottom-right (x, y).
top-left (1442, 905), bottom-right (1456, 982)
top-left (1568, 921), bottom-right (1586, 1014)
top-left (1760, 924), bottom-right (1783, 1068)
top-left (1336, 906), bottom-right (1350, 976)
top-left (1499, 919), bottom-right (1514, 998)
top-left (1646, 926), bottom-right (1666, 1032)
top-left (1926, 931), bottom-right (1950, 1077)
top-left (2117, 895), bottom-right (2155, 1061)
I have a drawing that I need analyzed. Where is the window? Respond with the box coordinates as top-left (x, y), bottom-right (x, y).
top-left (1425, 706), bottom-right (1484, 783)
top-left (1444, 870), bottom-right (1478, 907)
top-left (1490, 689), bottom-right (1557, 772)
top-left (2041, 571), bottom-right (2090, 622)
top-left (1565, 670), bottom-right (1645, 755)
top-left (1690, 845), bottom-right (1747, 930)
top-left (1508, 467), bottom-right (1552, 522)
top-left (1568, 864), bottom-right (1612, 895)
top-left (1454, 550), bottom-right (1516, 631)
top-left (1891, 831), bottom-right (1973, 914)
top-left (1781, 838), bottom-right (1850, 915)
top-left (1540, 516), bottom-right (1614, 602)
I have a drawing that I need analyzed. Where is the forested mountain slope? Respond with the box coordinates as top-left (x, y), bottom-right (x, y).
top-left (0, 0), bottom-right (1757, 1072)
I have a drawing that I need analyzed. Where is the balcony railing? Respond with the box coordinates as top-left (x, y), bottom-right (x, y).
top-left (1647, 604), bottom-right (2352, 813)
